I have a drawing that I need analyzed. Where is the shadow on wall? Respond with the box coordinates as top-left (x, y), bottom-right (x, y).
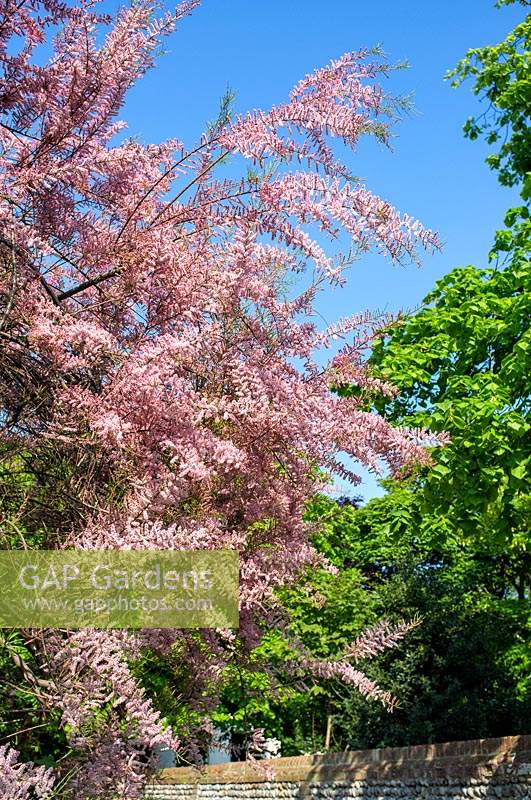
top-left (293, 736), bottom-right (531, 800)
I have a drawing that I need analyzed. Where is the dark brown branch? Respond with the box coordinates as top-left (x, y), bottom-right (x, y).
top-left (0, 227), bottom-right (17, 331)
top-left (0, 121), bottom-right (40, 141)
top-left (155, 187), bottom-right (255, 229)
top-left (115, 139), bottom-right (217, 243)
top-left (56, 267), bottom-right (121, 301)
top-left (0, 233), bottom-right (59, 306)
top-left (147, 150), bottom-right (230, 230)
top-left (8, 648), bottom-right (52, 690)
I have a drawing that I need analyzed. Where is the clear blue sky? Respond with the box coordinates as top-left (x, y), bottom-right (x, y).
top-left (109, 0), bottom-right (522, 500)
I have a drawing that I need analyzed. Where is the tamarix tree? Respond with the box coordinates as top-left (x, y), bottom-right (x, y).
top-left (0, 1), bottom-right (440, 796)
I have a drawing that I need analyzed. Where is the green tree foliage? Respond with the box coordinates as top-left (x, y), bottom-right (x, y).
top-left (209, 533), bottom-right (379, 756)
top-left (209, 493), bottom-right (530, 752)
top-left (368, 255), bottom-right (530, 590)
top-left (310, 494), bottom-right (530, 746)
top-left (448, 0), bottom-right (530, 195)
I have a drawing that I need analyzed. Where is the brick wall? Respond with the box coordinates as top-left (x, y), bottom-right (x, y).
top-left (145, 735), bottom-right (531, 799)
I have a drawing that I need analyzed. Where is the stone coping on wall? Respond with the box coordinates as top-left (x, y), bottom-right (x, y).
top-left (148, 734), bottom-right (531, 786)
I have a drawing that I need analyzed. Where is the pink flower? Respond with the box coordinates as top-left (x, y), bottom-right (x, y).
top-left (0, 746), bottom-right (55, 799)
top-left (0, 1), bottom-right (443, 794)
